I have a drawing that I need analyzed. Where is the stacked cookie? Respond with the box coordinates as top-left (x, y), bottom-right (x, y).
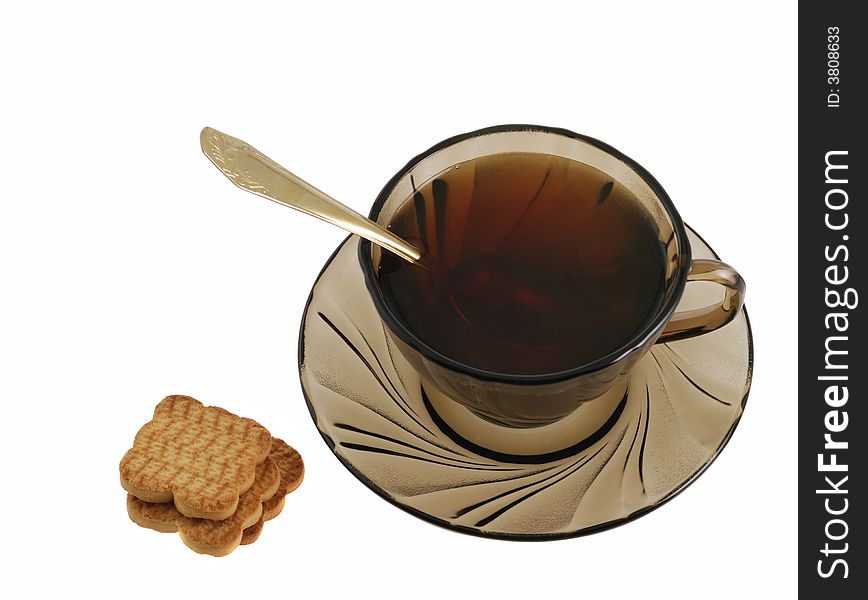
top-left (120, 395), bottom-right (303, 556)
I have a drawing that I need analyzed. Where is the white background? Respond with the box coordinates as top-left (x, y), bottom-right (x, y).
top-left (0, 1), bottom-right (796, 598)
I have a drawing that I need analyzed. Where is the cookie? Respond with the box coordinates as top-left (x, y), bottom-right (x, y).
top-left (240, 517), bottom-right (265, 545)
top-left (120, 395), bottom-right (272, 520)
top-left (261, 438), bottom-right (305, 520)
top-left (127, 455), bottom-right (281, 556)
top-left (240, 438), bottom-right (304, 545)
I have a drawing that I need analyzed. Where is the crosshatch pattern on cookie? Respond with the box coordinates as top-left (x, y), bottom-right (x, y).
top-left (120, 395), bottom-right (272, 517)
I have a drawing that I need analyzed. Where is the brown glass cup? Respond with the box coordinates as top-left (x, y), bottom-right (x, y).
top-left (359, 125), bottom-right (744, 431)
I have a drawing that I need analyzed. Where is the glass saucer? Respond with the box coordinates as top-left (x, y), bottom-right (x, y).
top-left (299, 226), bottom-right (753, 539)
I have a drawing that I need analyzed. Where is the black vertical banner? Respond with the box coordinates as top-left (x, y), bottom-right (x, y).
top-left (799, 2), bottom-right (864, 596)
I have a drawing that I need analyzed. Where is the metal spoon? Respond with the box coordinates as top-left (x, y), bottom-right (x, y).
top-left (199, 127), bottom-right (422, 263)
top-left (199, 127), bottom-right (562, 341)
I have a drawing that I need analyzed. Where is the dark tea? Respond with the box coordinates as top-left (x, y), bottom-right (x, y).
top-left (377, 152), bottom-right (666, 375)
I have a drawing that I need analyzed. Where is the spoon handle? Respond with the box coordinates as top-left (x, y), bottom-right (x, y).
top-left (200, 127), bottom-right (421, 263)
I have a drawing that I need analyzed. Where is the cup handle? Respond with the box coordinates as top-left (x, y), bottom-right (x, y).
top-left (657, 259), bottom-right (746, 344)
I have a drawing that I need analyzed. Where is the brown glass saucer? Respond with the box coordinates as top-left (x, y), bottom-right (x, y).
top-left (299, 226), bottom-right (753, 540)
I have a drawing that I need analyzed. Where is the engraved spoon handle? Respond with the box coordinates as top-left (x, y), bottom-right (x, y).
top-left (199, 127), bottom-right (421, 263)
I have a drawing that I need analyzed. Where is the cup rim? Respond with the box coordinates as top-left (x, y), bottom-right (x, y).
top-left (358, 124), bottom-right (692, 384)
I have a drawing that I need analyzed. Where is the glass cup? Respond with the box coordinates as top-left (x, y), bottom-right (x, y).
top-left (358, 125), bottom-right (744, 438)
